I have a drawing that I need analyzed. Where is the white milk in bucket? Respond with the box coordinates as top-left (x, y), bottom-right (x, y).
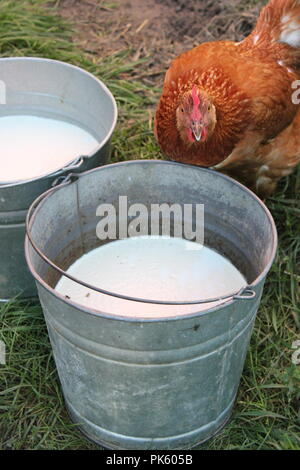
top-left (55, 236), bottom-right (247, 318)
top-left (0, 114), bottom-right (99, 183)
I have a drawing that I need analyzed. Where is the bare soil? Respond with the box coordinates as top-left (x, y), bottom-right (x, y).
top-left (156, 0), bottom-right (261, 41)
top-left (58, 0), bottom-right (264, 86)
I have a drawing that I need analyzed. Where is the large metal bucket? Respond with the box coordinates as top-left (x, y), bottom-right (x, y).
top-left (25, 160), bottom-right (277, 449)
top-left (0, 57), bottom-right (117, 300)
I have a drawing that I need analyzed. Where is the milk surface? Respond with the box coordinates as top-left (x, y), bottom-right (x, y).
top-left (0, 115), bottom-right (99, 183)
top-left (55, 236), bottom-right (247, 318)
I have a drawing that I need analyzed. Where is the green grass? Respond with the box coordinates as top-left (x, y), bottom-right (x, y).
top-left (0, 0), bottom-right (299, 451)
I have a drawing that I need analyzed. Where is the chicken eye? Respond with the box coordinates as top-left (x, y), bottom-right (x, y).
top-left (181, 108), bottom-right (184, 113)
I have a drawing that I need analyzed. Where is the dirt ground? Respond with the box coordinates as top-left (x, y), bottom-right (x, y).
top-left (58, 0), bottom-right (264, 86)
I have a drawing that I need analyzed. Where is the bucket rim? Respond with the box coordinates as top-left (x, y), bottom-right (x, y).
top-left (24, 159), bottom-right (278, 322)
top-left (0, 56), bottom-right (118, 188)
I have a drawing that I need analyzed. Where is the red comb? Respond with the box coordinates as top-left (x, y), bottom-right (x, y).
top-left (192, 85), bottom-right (200, 107)
top-left (191, 86), bottom-right (201, 121)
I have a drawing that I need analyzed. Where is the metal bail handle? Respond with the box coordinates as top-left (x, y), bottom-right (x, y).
top-left (49, 155), bottom-right (89, 181)
top-left (233, 288), bottom-right (256, 300)
top-left (26, 173), bottom-right (257, 305)
top-left (26, 217), bottom-right (257, 305)
top-left (61, 155), bottom-right (89, 172)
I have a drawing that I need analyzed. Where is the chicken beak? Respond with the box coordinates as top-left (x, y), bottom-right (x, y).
top-left (192, 122), bottom-right (203, 142)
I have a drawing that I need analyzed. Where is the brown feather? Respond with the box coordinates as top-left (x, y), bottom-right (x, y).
top-left (155, 0), bottom-right (300, 196)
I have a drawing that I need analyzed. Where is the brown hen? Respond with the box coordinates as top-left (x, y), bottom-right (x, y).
top-left (155, 0), bottom-right (300, 197)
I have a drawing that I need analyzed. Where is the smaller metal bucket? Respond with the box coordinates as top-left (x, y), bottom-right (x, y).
top-left (25, 161), bottom-right (277, 449)
top-left (0, 57), bottom-right (117, 301)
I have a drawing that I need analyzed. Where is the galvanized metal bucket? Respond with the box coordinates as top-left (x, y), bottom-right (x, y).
top-left (0, 57), bottom-right (117, 301)
top-left (25, 160), bottom-right (277, 450)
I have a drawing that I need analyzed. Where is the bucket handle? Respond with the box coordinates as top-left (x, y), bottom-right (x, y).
top-left (232, 289), bottom-right (256, 300)
top-left (25, 176), bottom-right (256, 306)
top-left (61, 155), bottom-right (88, 172)
top-left (49, 155), bottom-right (89, 180)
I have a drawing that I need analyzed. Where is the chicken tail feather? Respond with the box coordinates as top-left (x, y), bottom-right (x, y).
top-left (249, 0), bottom-right (300, 48)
